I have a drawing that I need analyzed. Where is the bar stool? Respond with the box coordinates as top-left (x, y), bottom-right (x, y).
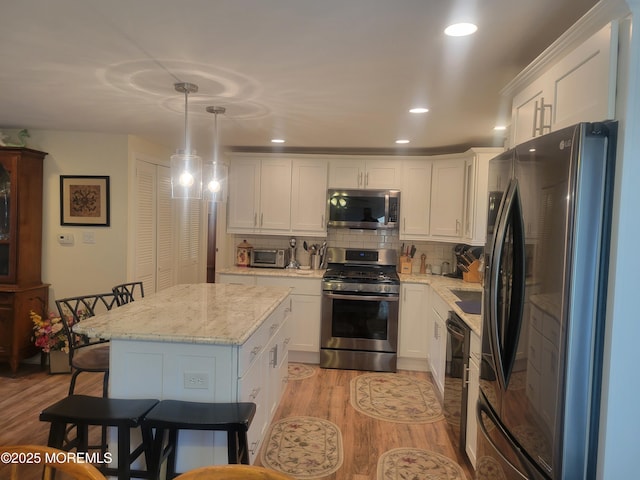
top-left (39, 395), bottom-right (159, 480)
top-left (142, 400), bottom-right (256, 480)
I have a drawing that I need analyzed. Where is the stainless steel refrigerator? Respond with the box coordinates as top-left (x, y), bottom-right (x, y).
top-left (476, 121), bottom-right (617, 479)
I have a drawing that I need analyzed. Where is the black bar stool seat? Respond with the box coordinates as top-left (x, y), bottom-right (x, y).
top-left (142, 400), bottom-right (256, 480)
top-left (39, 394), bottom-right (159, 480)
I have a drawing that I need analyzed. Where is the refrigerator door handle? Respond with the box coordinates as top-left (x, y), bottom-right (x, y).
top-left (486, 178), bottom-right (526, 390)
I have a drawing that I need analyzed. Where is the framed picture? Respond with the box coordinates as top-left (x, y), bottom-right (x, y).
top-left (60, 175), bottom-right (110, 226)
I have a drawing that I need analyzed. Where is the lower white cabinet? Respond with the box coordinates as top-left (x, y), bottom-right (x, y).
top-left (465, 330), bottom-right (481, 469)
top-left (399, 283), bottom-right (429, 360)
top-left (429, 288), bottom-right (448, 397)
top-left (219, 274), bottom-right (322, 363)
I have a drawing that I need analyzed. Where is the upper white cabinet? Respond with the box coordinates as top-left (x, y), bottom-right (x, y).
top-left (399, 149), bottom-right (499, 245)
top-left (290, 158), bottom-right (328, 235)
top-left (227, 155), bottom-right (328, 237)
top-left (328, 156), bottom-right (402, 189)
top-left (462, 148), bottom-right (503, 245)
top-left (429, 156), bottom-right (466, 239)
top-left (508, 22), bottom-right (618, 146)
top-left (227, 156), bottom-right (291, 234)
top-left (399, 158), bottom-right (432, 238)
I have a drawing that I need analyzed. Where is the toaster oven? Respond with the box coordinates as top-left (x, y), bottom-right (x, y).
top-left (250, 249), bottom-right (289, 268)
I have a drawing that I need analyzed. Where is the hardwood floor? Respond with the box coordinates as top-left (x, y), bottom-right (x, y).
top-left (0, 362), bottom-right (473, 480)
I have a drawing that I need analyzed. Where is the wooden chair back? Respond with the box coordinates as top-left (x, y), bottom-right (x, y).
top-left (173, 465), bottom-right (294, 480)
top-left (112, 281), bottom-right (145, 306)
top-left (0, 445), bottom-right (107, 479)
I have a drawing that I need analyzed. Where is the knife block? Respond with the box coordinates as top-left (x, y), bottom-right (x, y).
top-left (463, 260), bottom-right (481, 283)
top-left (399, 255), bottom-right (412, 274)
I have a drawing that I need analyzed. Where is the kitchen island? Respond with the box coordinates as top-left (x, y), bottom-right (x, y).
top-left (73, 283), bottom-right (292, 468)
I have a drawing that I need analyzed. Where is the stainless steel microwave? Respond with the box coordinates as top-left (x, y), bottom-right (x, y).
top-left (327, 189), bottom-right (400, 229)
top-left (250, 248), bottom-right (290, 268)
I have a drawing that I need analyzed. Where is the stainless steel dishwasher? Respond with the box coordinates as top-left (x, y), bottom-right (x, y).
top-left (444, 311), bottom-right (471, 456)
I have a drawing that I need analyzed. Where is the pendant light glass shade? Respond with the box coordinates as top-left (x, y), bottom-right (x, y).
top-left (204, 106), bottom-right (228, 202)
top-left (171, 82), bottom-right (202, 199)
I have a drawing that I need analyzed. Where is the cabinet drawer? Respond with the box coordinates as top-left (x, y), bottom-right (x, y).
top-left (238, 321), bottom-right (270, 377)
top-left (0, 292), bottom-right (14, 305)
top-left (256, 276), bottom-right (320, 296)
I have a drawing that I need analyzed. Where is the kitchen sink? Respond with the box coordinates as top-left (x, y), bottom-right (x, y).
top-left (450, 289), bottom-right (482, 314)
top-left (450, 289), bottom-right (482, 302)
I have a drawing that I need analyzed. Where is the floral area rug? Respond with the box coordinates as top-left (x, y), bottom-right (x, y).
top-left (377, 448), bottom-right (466, 480)
top-left (261, 416), bottom-right (343, 478)
top-left (288, 363), bottom-right (317, 381)
top-left (350, 373), bottom-right (443, 423)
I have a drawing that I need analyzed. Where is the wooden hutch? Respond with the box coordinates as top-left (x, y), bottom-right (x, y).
top-left (0, 147), bottom-right (49, 373)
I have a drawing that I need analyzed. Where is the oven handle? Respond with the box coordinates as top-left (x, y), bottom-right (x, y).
top-left (322, 292), bottom-right (399, 302)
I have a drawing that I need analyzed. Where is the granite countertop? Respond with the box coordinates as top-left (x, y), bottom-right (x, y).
top-left (72, 283), bottom-right (292, 346)
top-left (400, 273), bottom-right (483, 336)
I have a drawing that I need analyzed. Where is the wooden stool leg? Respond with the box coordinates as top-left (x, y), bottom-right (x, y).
top-left (166, 429), bottom-right (178, 480)
top-left (47, 422), bottom-right (66, 449)
top-left (238, 431), bottom-right (250, 465)
top-left (117, 425), bottom-right (131, 480)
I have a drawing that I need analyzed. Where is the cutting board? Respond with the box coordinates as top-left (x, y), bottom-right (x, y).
top-left (455, 300), bottom-right (481, 315)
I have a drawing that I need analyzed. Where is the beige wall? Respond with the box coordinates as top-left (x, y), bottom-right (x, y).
top-left (25, 130), bottom-right (171, 309)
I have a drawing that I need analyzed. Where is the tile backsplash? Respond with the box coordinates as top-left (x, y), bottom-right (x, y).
top-left (229, 228), bottom-right (461, 271)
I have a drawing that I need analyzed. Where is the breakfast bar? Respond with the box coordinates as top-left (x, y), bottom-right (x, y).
top-left (73, 283), bottom-right (292, 469)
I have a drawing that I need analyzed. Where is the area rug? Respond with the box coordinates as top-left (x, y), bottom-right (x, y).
top-left (288, 362), bottom-right (317, 381)
top-left (261, 416), bottom-right (343, 478)
top-left (377, 447), bottom-right (466, 480)
top-left (350, 373), bottom-right (443, 423)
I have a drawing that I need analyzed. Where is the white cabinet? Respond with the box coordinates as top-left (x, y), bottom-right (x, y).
top-left (429, 288), bottom-right (449, 396)
top-left (290, 158), bottom-right (328, 235)
top-left (508, 23), bottom-right (618, 146)
top-left (462, 148), bottom-right (503, 245)
top-left (227, 155), bottom-right (328, 237)
top-left (465, 330), bottom-right (481, 469)
top-left (429, 156), bottom-right (466, 239)
top-left (255, 276), bottom-right (322, 363)
top-left (398, 283), bottom-right (429, 359)
top-left (328, 157), bottom-right (402, 189)
top-left (227, 157), bottom-right (291, 234)
top-left (399, 159), bottom-right (432, 238)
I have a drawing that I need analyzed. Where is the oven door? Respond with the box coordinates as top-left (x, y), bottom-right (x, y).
top-left (321, 291), bottom-right (399, 353)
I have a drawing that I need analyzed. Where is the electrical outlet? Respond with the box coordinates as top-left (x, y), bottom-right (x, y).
top-left (183, 372), bottom-right (209, 389)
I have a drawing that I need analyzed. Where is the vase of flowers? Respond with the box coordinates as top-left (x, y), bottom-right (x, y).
top-left (30, 310), bottom-right (72, 374)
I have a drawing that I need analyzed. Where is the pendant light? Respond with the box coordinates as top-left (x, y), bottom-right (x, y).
top-left (204, 105), bottom-right (228, 203)
top-left (171, 82), bottom-right (202, 199)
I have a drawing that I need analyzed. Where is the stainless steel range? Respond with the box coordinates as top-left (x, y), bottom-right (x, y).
top-left (320, 248), bottom-right (400, 372)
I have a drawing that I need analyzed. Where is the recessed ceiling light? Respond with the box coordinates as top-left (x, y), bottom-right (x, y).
top-left (409, 107), bottom-right (429, 114)
top-left (494, 125), bottom-right (507, 131)
top-left (444, 23), bottom-right (478, 37)
top-left (395, 139), bottom-right (410, 144)
top-left (271, 139), bottom-right (285, 143)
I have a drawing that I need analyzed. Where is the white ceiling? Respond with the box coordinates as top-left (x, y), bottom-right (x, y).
top-left (0, 0), bottom-right (599, 156)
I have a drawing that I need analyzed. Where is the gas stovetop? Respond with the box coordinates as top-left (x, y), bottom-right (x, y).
top-left (322, 248), bottom-right (400, 294)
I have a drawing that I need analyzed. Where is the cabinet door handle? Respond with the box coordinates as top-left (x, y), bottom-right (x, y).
top-left (249, 441), bottom-right (259, 454)
top-left (358, 172), bottom-right (363, 186)
top-left (456, 219), bottom-right (460, 234)
top-left (365, 172), bottom-right (369, 187)
top-left (251, 345), bottom-right (262, 358)
top-left (270, 345), bottom-right (278, 367)
top-left (260, 213), bottom-right (263, 227)
top-left (253, 213), bottom-right (257, 227)
top-left (533, 99), bottom-right (540, 137)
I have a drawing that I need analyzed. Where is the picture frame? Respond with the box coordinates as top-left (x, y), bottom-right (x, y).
top-left (60, 175), bottom-right (110, 226)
